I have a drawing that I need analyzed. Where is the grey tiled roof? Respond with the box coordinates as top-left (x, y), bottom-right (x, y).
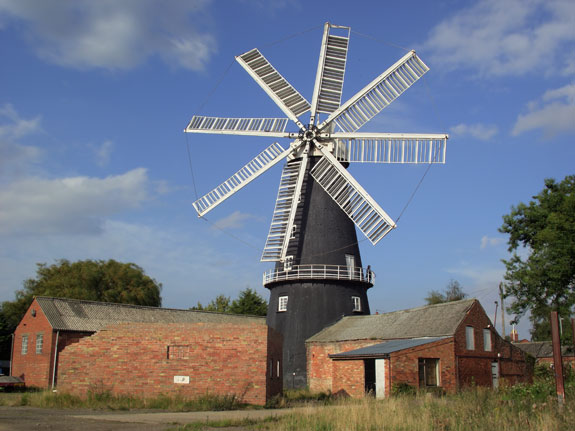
top-left (307, 299), bottom-right (476, 343)
top-left (514, 341), bottom-right (574, 358)
top-left (330, 337), bottom-right (449, 358)
top-left (35, 296), bottom-right (265, 332)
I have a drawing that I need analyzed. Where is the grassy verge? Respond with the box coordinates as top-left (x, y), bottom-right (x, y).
top-left (0, 390), bottom-right (246, 411)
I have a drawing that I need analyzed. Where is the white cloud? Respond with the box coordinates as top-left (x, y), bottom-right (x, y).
top-left (0, 0), bottom-right (216, 70)
top-left (450, 123), bottom-right (498, 141)
top-left (0, 168), bottom-right (151, 235)
top-left (94, 140), bottom-right (114, 167)
top-left (424, 0), bottom-right (575, 77)
top-left (512, 83), bottom-right (575, 137)
top-left (211, 210), bottom-right (257, 230)
top-left (480, 235), bottom-right (505, 249)
top-left (0, 103), bottom-right (42, 177)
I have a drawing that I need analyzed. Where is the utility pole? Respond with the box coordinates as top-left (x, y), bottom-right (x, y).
top-left (550, 311), bottom-right (565, 405)
top-left (499, 283), bottom-right (506, 338)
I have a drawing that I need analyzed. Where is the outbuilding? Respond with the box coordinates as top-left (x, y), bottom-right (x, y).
top-left (307, 299), bottom-right (531, 397)
top-left (11, 297), bottom-right (282, 405)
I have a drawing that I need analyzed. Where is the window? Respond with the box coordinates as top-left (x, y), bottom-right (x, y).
top-left (278, 296), bottom-right (288, 312)
top-left (352, 296), bottom-right (362, 312)
top-left (290, 225), bottom-right (297, 239)
top-left (418, 358), bottom-right (439, 387)
top-left (21, 334), bottom-right (28, 355)
top-left (466, 326), bottom-right (475, 350)
top-left (36, 333), bottom-right (43, 354)
top-left (345, 254), bottom-right (355, 270)
top-left (483, 329), bottom-right (492, 351)
top-left (269, 359), bottom-right (273, 377)
top-left (284, 256), bottom-right (293, 271)
top-left (276, 360), bottom-right (280, 378)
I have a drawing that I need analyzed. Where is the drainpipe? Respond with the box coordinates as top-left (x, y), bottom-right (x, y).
top-left (51, 330), bottom-right (60, 390)
top-left (9, 333), bottom-right (14, 376)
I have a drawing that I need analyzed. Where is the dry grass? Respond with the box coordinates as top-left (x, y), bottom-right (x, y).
top-left (258, 389), bottom-right (574, 431)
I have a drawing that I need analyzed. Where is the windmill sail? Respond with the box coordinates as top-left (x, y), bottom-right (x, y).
top-left (237, 49), bottom-right (310, 127)
top-left (261, 155), bottom-right (307, 262)
top-left (310, 23), bottom-right (350, 118)
top-left (186, 115), bottom-right (290, 137)
top-left (318, 50), bottom-right (429, 133)
top-left (311, 148), bottom-right (396, 244)
top-left (192, 142), bottom-right (291, 217)
top-left (332, 133), bottom-right (447, 163)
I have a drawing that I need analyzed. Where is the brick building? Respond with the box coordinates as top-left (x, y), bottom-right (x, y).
top-left (306, 299), bottom-right (531, 398)
top-left (514, 341), bottom-right (575, 369)
top-left (11, 297), bottom-right (282, 405)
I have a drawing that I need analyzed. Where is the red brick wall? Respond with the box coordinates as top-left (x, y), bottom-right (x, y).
top-left (12, 299), bottom-right (55, 387)
top-left (332, 358), bottom-right (366, 397)
top-left (454, 301), bottom-right (531, 388)
top-left (307, 340), bottom-right (381, 393)
top-left (56, 322), bottom-right (281, 405)
top-left (389, 338), bottom-right (457, 395)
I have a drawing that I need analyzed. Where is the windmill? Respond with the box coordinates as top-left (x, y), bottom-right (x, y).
top-left (185, 23), bottom-right (448, 388)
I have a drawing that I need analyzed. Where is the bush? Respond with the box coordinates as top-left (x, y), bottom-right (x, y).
top-left (391, 383), bottom-right (416, 397)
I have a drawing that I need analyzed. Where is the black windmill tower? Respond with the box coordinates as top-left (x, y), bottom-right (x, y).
top-left (185, 23), bottom-right (448, 388)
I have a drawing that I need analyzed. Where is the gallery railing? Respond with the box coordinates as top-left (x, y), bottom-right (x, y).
top-left (263, 264), bottom-right (375, 285)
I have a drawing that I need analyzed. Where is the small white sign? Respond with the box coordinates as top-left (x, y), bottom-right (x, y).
top-left (174, 375), bottom-right (190, 384)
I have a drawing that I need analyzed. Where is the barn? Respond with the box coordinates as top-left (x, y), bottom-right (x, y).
top-left (306, 299), bottom-right (532, 397)
top-left (11, 297), bottom-right (282, 405)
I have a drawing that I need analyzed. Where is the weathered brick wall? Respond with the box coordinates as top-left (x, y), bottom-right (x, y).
top-left (390, 338), bottom-right (457, 395)
top-left (455, 301), bottom-right (531, 388)
top-left (332, 359), bottom-right (365, 397)
top-left (307, 340), bottom-right (381, 393)
top-left (57, 322), bottom-right (281, 405)
top-left (12, 299), bottom-right (55, 387)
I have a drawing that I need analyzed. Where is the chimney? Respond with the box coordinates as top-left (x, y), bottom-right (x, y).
top-left (510, 324), bottom-right (519, 342)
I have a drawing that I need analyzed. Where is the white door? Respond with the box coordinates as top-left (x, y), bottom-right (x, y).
top-left (491, 361), bottom-right (499, 389)
top-left (375, 359), bottom-right (386, 398)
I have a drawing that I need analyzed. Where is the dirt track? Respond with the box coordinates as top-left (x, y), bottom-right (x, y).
top-left (0, 405), bottom-right (304, 430)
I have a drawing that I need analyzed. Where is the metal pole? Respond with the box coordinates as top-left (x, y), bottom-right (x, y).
top-left (550, 311), bottom-right (565, 405)
top-left (499, 283), bottom-right (506, 339)
top-left (9, 333), bottom-right (14, 376)
top-left (51, 330), bottom-right (60, 391)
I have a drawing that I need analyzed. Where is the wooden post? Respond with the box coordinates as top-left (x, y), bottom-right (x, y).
top-left (499, 283), bottom-right (506, 338)
top-left (550, 311), bottom-right (565, 405)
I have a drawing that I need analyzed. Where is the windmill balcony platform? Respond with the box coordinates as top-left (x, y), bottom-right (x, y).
top-left (263, 264), bottom-right (375, 287)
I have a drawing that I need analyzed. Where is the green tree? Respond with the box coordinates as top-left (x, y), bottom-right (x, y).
top-left (191, 294), bottom-right (231, 313)
top-left (229, 288), bottom-right (268, 316)
top-left (0, 259), bottom-right (162, 360)
top-left (193, 288), bottom-right (268, 316)
top-left (425, 279), bottom-right (467, 305)
top-left (499, 175), bottom-right (575, 341)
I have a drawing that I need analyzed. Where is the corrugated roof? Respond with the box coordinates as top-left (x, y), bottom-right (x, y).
top-left (330, 337), bottom-right (449, 359)
top-left (307, 299), bottom-right (476, 343)
top-left (35, 297), bottom-right (265, 332)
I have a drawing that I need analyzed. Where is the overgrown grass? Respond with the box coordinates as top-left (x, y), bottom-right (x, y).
top-left (0, 389), bottom-right (245, 411)
top-left (256, 388), bottom-right (575, 431)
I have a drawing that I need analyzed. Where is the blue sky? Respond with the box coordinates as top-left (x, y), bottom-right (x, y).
top-left (1, 0), bottom-right (573, 339)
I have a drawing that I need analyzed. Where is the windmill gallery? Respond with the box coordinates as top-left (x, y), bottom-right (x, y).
top-left (11, 23), bottom-right (531, 401)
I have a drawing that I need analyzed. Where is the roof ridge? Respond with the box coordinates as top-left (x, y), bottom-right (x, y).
top-left (35, 296), bottom-right (265, 319)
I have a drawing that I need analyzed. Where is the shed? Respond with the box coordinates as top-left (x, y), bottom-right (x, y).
top-left (11, 297), bottom-right (282, 405)
top-left (307, 299), bottom-right (531, 398)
